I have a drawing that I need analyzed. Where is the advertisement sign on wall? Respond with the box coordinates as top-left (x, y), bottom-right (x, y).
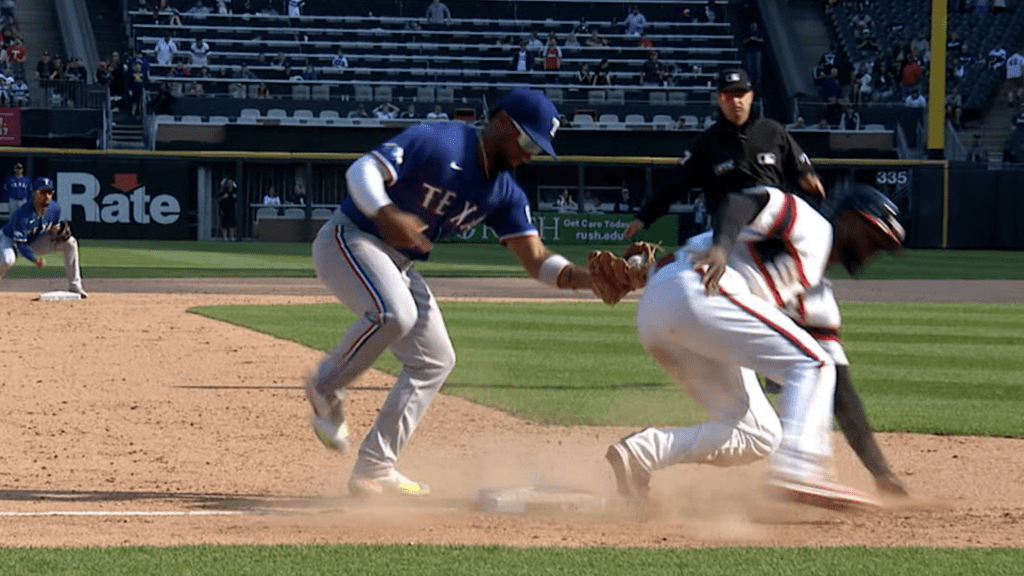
top-left (0, 108), bottom-right (22, 146)
top-left (443, 212), bottom-right (679, 246)
top-left (51, 160), bottom-right (193, 239)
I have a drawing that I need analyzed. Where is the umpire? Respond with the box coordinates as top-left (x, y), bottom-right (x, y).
top-left (624, 67), bottom-right (824, 238)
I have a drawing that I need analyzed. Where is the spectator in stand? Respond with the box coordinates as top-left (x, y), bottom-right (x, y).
top-left (238, 63), bottom-right (258, 80)
top-left (812, 59), bottom-right (829, 99)
top-left (958, 42), bottom-right (977, 67)
top-left (639, 50), bottom-right (668, 86)
top-left (851, 10), bottom-right (872, 32)
top-left (854, 62), bottom-right (873, 104)
top-left (556, 188), bottom-right (578, 213)
top-left (945, 88), bottom-right (963, 128)
top-left (904, 88), bottom-right (926, 108)
top-left (838, 104), bottom-right (860, 130)
top-left (510, 41), bottom-right (533, 72)
top-left (1011, 104), bottom-right (1024, 129)
top-left (400, 103), bottom-right (418, 119)
top-left (35, 51), bottom-right (53, 82)
top-left (622, 5), bottom-right (647, 36)
top-left (594, 58), bottom-right (613, 85)
top-left (290, 183), bottom-right (308, 206)
top-left (170, 58), bottom-right (191, 78)
top-left (912, 35), bottom-right (931, 64)
top-left (5, 37), bottom-right (25, 64)
top-left (873, 61), bottom-right (895, 101)
top-left (301, 64), bottom-right (319, 81)
top-left (703, 0), bottom-right (718, 23)
top-left (823, 96), bottom-right (842, 127)
top-left (262, 185), bottom-right (282, 205)
top-left (424, 0), bottom-right (451, 27)
top-left (426, 104), bottom-right (448, 119)
top-left (156, 0), bottom-right (183, 26)
top-left (743, 23), bottom-right (765, 83)
top-left (155, 32), bottom-right (178, 66)
top-left (967, 134), bottom-right (989, 163)
top-left (373, 101), bottom-right (400, 119)
top-left (988, 45), bottom-right (1007, 69)
top-left (48, 55), bottom-right (66, 80)
top-left (150, 81), bottom-right (177, 113)
top-left (126, 61), bottom-right (148, 116)
top-left (254, 81), bottom-right (270, 98)
top-left (525, 31), bottom-right (544, 54)
top-left (571, 17), bottom-right (590, 37)
top-left (900, 57), bottom-right (923, 96)
top-left (542, 36), bottom-right (562, 81)
top-left (563, 32), bottom-right (581, 52)
top-left (186, 0), bottom-right (212, 17)
top-left (1007, 48), bottom-right (1024, 106)
top-left (585, 30), bottom-right (608, 47)
top-left (128, 47), bottom-right (152, 75)
top-left (637, 33), bottom-right (653, 50)
top-left (949, 56), bottom-right (966, 82)
top-left (347, 103), bottom-right (370, 118)
top-left (856, 28), bottom-right (879, 57)
top-left (332, 48), bottom-right (349, 69)
top-left (680, 7), bottom-right (694, 23)
top-left (66, 58), bottom-right (88, 83)
top-left (10, 77), bottom-right (27, 106)
top-left (108, 51), bottom-right (127, 105)
top-left (188, 80), bottom-right (205, 96)
top-left (288, 0), bottom-right (304, 17)
top-left (947, 31), bottom-right (963, 57)
top-left (190, 37), bottom-right (211, 68)
top-left (821, 66), bottom-right (841, 103)
top-left (0, 77), bottom-right (10, 107)
top-left (576, 62), bottom-right (594, 85)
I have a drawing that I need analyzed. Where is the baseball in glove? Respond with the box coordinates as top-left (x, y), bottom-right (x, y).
top-left (54, 221), bottom-right (73, 241)
top-left (587, 241), bottom-right (658, 306)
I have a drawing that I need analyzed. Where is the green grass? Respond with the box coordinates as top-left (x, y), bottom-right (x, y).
top-left (190, 301), bottom-right (1024, 438)
top-left (1, 545), bottom-right (1022, 576)
top-left (5, 239), bottom-right (1024, 279)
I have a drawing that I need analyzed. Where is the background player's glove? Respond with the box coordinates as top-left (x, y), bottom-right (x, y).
top-left (54, 221), bottom-right (73, 241)
top-left (587, 241), bottom-right (657, 306)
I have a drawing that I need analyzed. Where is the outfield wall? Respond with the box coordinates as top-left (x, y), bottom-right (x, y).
top-left (0, 149), bottom-right (1020, 249)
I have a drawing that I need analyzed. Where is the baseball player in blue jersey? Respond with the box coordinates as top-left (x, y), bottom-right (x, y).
top-left (2, 161), bottom-right (32, 216)
top-left (307, 88), bottom-right (592, 497)
top-left (0, 177), bottom-right (88, 298)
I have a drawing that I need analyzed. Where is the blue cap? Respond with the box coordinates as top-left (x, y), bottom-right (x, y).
top-left (33, 176), bottom-right (54, 190)
top-left (497, 88), bottom-right (560, 158)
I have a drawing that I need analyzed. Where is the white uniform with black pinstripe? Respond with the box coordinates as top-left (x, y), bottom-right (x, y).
top-left (624, 187), bottom-right (840, 484)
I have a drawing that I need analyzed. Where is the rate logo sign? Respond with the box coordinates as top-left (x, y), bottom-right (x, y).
top-left (59, 171), bottom-right (181, 225)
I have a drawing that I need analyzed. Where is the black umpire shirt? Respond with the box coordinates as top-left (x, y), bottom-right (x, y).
top-left (635, 115), bottom-right (817, 227)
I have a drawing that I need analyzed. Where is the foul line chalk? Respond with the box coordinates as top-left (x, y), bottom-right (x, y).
top-left (0, 510), bottom-right (265, 517)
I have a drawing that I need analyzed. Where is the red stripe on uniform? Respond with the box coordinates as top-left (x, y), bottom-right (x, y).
top-left (720, 287), bottom-right (827, 366)
top-left (747, 243), bottom-right (785, 307)
top-left (772, 195), bottom-right (811, 288)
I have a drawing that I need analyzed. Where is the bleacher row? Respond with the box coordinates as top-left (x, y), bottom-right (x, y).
top-left (128, 6), bottom-right (741, 117)
top-left (155, 106), bottom-right (708, 131)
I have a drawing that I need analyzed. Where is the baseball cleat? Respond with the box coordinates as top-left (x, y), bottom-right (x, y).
top-left (306, 382), bottom-right (349, 452)
top-left (606, 439), bottom-right (651, 503)
top-left (71, 287), bottom-right (89, 299)
top-left (348, 471), bottom-right (431, 498)
top-left (766, 475), bottom-right (880, 511)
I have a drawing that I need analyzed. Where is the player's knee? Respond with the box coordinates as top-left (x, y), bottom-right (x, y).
top-left (374, 303), bottom-right (418, 341)
top-left (0, 251), bottom-right (15, 269)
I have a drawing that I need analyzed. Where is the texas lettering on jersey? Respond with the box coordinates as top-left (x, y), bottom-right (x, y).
top-left (419, 183), bottom-right (486, 232)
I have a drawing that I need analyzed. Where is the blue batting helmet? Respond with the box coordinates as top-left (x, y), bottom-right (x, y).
top-left (33, 176), bottom-right (55, 191)
top-left (837, 183), bottom-right (905, 248)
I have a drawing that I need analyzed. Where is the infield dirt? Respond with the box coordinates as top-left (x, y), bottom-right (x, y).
top-left (0, 278), bottom-right (1021, 548)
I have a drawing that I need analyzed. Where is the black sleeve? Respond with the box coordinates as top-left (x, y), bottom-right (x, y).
top-left (634, 139), bottom-right (708, 227)
top-left (710, 190), bottom-right (768, 252)
top-left (779, 123), bottom-right (816, 185)
top-left (833, 365), bottom-right (901, 484)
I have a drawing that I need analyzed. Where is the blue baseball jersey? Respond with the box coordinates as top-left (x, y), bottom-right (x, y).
top-left (339, 122), bottom-right (537, 259)
top-left (1, 199), bottom-right (61, 262)
top-left (2, 174), bottom-right (31, 202)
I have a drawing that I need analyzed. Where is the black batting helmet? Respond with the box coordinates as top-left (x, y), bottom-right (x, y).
top-left (829, 183), bottom-right (905, 249)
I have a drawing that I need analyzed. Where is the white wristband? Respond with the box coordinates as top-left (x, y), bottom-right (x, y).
top-left (345, 155), bottom-right (393, 217)
top-left (537, 254), bottom-right (572, 287)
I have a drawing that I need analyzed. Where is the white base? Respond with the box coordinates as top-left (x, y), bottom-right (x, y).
top-left (38, 290), bottom-right (82, 301)
top-left (477, 486), bottom-right (605, 514)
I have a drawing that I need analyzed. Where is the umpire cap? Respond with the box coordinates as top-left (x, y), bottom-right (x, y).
top-left (33, 176), bottom-right (55, 191)
top-left (835, 183), bottom-right (905, 249)
top-left (717, 68), bottom-right (752, 93)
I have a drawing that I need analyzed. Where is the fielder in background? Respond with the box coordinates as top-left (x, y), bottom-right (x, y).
top-left (606, 184), bottom-right (904, 510)
top-left (0, 177), bottom-right (88, 298)
top-left (2, 161), bottom-right (32, 217)
top-left (307, 88), bottom-right (591, 497)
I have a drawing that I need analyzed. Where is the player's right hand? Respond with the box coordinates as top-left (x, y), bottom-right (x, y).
top-left (374, 204), bottom-right (433, 254)
top-left (35, 257), bottom-right (46, 269)
top-left (623, 219), bottom-right (645, 239)
top-left (691, 244), bottom-right (728, 295)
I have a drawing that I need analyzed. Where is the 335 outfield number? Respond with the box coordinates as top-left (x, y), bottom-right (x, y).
top-left (875, 170), bottom-right (909, 185)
